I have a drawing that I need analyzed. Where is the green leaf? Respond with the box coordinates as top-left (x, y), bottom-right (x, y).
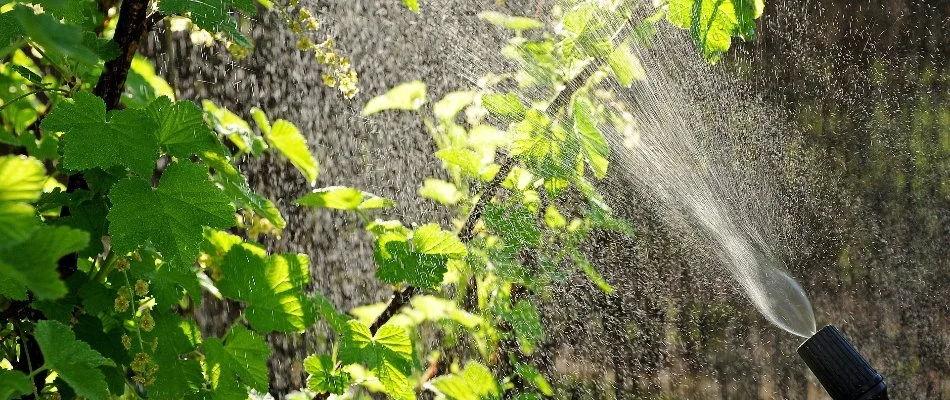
top-left (606, 41), bottom-right (646, 87)
top-left (401, 0), bottom-right (419, 13)
top-left (505, 300), bottom-right (544, 353)
top-left (304, 355), bottom-right (351, 395)
top-left (10, 64), bottom-right (41, 84)
top-left (483, 203), bottom-right (541, 248)
top-left (42, 91), bottom-right (159, 177)
top-left (477, 11), bottom-right (543, 31)
top-left (202, 100), bottom-right (259, 155)
top-left (124, 55), bottom-right (176, 108)
top-left (108, 161), bottom-right (235, 268)
top-left (418, 178), bottom-right (463, 205)
top-left (296, 186), bottom-right (393, 211)
top-left (374, 224), bottom-right (464, 289)
top-left (203, 324), bottom-right (271, 396)
top-left (481, 93), bottom-right (525, 120)
top-left (433, 91), bottom-right (475, 121)
top-left (265, 119), bottom-right (319, 185)
top-left (0, 225), bottom-right (89, 300)
top-left (217, 243), bottom-right (316, 333)
top-left (510, 110), bottom-right (579, 179)
top-left (35, 320), bottom-right (113, 400)
top-left (575, 255), bottom-right (614, 294)
top-left (141, 312), bottom-right (204, 399)
top-left (148, 97), bottom-right (221, 158)
top-left (514, 362), bottom-right (553, 396)
top-left (128, 250), bottom-right (201, 309)
top-left (362, 81), bottom-right (427, 115)
top-left (573, 97), bottom-right (609, 179)
top-left (411, 223), bottom-right (467, 257)
top-left (159, 0), bottom-right (251, 47)
top-left (431, 361), bottom-right (500, 400)
top-left (13, 6), bottom-right (103, 65)
top-left (667, 0), bottom-right (764, 63)
top-left (0, 370), bottom-right (31, 400)
top-left (202, 151), bottom-right (286, 229)
top-left (339, 321), bottom-right (415, 400)
top-left (0, 155), bottom-right (44, 250)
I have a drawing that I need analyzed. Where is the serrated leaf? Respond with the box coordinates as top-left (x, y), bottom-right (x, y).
top-left (418, 178), bottom-right (463, 205)
top-left (266, 119), bottom-right (319, 185)
top-left (477, 11), bottom-right (543, 31)
top-left (296, 186), bottom-right (393, 211)
top-left (481, 93), bottom-right (525, 120)
top-left (35, 320), bottom-right (113, 400)
top-left (0, 225), bottom-right (88, 300)
top-left (606, 41), bottom-right (646, 87)
top-left (202, 151), bottom-right (286, 229)
top-left (124, 55), bottom-right (176, 108)
top-left (412, 224), bottom-right (466, 257)
top-left (339, 321), bottom-right (414, 400)
top-left (128, 250), bottom-right (201, 309)
top-left (667, 0), bottom-right (764, 63)
top-left (203, 324), bottom-right (271, 396)
top-left (217, 243), bottom-right (316, 332)
top-left (431, 361), bottom-right (500, 400)
top-left (140, 312), bottom-right (205, 399)
top-left (362, 81), bottom-right (427, 115)
top-left (43, 91), bottom-right (159, 177)
top-left (108, 161), bottom-right (235, 268)
top-left (483, 203), bottom-right (541, 248)
top-left (573, 97), bottom-right (609, 179)
top-left (0, 370), bottom-right (31, 400)
top-left (511, 110), bottom-right (579, 179)
top-left (148, 97), bottom-right (221, 158)
top-left (0, 155), bottom-right (44, 250)
top-left (304, 355), bottom-right (351, 395)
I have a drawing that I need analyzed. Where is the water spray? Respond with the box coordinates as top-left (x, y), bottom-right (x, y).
top-left (798, 325), bottom-right (888, 400)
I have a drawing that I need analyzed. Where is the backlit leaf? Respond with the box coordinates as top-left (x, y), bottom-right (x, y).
top-left (477, 11), bottom-right (543, 31)
top-left (431, 362), bottom-right (500, 400)
top-left (203, 325), bottom-right (270, 396)
top-left (266, 119), bottom-right (319, 186)
top-left (0, 225), bottom-right (88, 300)
top-left (0, 155), bottom-right (44, 250)
top-left (362, 81), bottom-right (427, 115)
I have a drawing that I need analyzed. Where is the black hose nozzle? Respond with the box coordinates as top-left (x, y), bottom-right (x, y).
top-left (798, 325), bottom-right (888, 400)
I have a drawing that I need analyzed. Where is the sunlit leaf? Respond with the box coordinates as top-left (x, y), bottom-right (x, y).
top-left (477, 11), bottom-right (543, 31)
top-left (266, 119), bottom-right (319, 185)
top-left (0, 155), bottom-right (44, 250)
top-left (418, 178), bottom-right (463, 205)
top-left (362, 81), bottom-right (427, 115)
top-left (297, 186), bottom-right (394, 211)
top-left (431, 361), bottom-right (500, 400)
top-left (304, 355), bottom-right (351, 395)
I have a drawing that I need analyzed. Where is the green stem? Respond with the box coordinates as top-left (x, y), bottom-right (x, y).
top-left (14, 323), bottom-right (41, 399)
top-left (0, 88), bottom-right (69, 113)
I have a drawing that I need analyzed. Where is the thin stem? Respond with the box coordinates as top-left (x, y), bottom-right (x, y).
top-left (14, 322), bottom-right (40, 399)
top-left (0, 88), bottom-right (69, 113)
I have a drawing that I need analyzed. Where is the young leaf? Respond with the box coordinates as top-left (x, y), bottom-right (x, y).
top-left (217, 243), bottom-right (316, 333)
top-left (108, 161), bottom-right (235, 269)
top-left (0, 155), bottom-right (45, 250)
top-left (0, 225), bottom-right (89, 300)
top-left (431, 361), bottom-right (500, 400)
top-left (124, 55), bottom-right (176, 108)
top-left (202, 151), bottom-right (286, 229)
top-left (148, 97), bottom-right (221, 159)
top-left (418, 178), bottom-right (463, 205)
top-left (575, 254), bottom-right (614, 294)
top-left (35, 320), bottom-right (113, 400)
top-left (481, 93), bottom-right (525, 120)
top-left (297, 186), bottom-right (394, 211)
top-left (433, 91), bottom-right (475, 121)
top-left (265, 119), bottom-right (319, 185)
top-left (202, 100), bottom-right (260, 155)
top-left (203, 324), bottom-right (271, 396)
top-left (411, 223), bottom-right (467, 257)
top-left (158, 0), bottom-right (253, 48)
top-left (304, 355), bottom-right (351, 395)
top-left (362, 81), bottom-right (427, 115)
top-left (606, 41), bottom-right (646, 87)
top-left (10, 64), bottom-right (41, 84)
top-left (573, 97), bottom-right (609, 179)
top-left (477, 11), bottom-right (543, 31)
top-left (339, 321), bottom-right (415, 400)
top-left (42, 91), bottom-right (159, 177)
